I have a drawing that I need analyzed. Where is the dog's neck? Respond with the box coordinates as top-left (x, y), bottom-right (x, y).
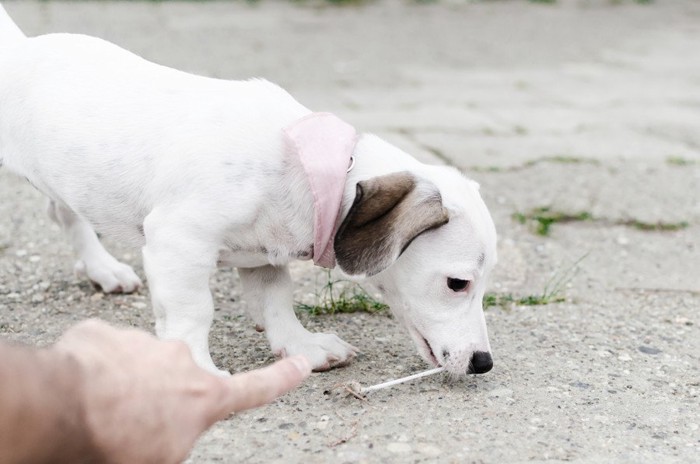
top-left (284, 112), bottom-right (357, 268)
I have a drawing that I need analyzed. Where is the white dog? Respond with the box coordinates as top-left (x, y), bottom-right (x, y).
top-left (0, 5), bottom-right (497, 376)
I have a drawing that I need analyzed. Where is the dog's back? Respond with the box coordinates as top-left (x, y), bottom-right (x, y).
top-left (0, 6), bottom-right (311, 243)
top-left (0, 5), bottom-right (24, 44)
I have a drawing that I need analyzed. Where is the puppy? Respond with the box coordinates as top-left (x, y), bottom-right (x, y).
top-left (0, 5), bottom-right (497, 376)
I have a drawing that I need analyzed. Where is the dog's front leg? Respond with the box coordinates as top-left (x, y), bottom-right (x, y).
top-left (239, 265), bottom-right (358, 372)
top-left (141, 210), bottom-right (226, 375)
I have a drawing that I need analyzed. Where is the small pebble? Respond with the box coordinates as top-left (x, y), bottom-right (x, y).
top-left (316, 421), bottom-right (328, 430)
top-left (487, 388), bottom-right (514, 398)
top-left (638, 346), bottom-right (662, 355)
top-left (387, 442), bottom-right (411, 454)
top-left (415, 443), bottom-right (442, 457)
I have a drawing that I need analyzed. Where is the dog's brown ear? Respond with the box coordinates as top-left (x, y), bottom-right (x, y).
top-left (334, 171), bottom-right (449, 277)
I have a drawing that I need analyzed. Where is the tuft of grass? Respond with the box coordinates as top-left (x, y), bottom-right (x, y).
top-left (524, 156), bottom-right (600, 167)
top-left (514, 125), bottom-right (529, 136)
top-left (484, 292), bottom-right (566, 308)
top-left (513, 207), bottom-right (593, 236)
top-left (295, 270), bottom-right (388, 316)
top-left (622, 219), bottom-right (689, 232)
top-left (610, 0), bottom-right (651, 3)
top-left (322, 0), bottom-right (368, 4)
top-left (470, 156), bottom-right (599, 173)
top-left (666, 156), bottom-right (697, 166)
top-left (470, 165), bottom-right (508, 173)
top-left (484, 254), bottom-right (586, 309)
top-left (514, 207), bottom-right (690, 236)
top-left (287, 0), bottom-right (373, 5)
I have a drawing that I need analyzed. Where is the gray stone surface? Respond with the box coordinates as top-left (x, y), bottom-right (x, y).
top-left (1, 0), bottom-right (699, 462)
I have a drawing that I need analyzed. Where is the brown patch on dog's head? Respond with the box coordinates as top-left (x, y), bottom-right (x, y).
top-left (334, 171), bottom-right (449, 277)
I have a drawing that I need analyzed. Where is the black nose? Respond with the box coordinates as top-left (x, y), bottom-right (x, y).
top-left (467, 351), bottom-right (493, 374)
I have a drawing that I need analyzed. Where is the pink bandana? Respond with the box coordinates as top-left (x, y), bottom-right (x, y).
top-left (284, 112), bottom-right (358, 268)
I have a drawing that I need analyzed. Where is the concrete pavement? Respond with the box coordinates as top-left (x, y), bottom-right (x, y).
top-left (1, 1), bottom-right (698, 462)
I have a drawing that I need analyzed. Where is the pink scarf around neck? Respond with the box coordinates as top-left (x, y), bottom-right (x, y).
top-left (284, 112), bottom-right (358, 268)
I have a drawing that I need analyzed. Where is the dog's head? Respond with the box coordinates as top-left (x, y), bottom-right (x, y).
top-left (335, 163), bottom-right (497, 376)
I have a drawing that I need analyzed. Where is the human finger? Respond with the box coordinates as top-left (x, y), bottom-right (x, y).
top-left (212, 356), bottom-right (311, 419)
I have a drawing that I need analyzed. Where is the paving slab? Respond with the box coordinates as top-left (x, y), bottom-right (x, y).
top-left (1, 1), bottom-right (699, 463)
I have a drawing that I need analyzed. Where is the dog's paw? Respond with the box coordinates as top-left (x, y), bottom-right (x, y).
top-left (75, 257), bottom-right (142, 294)
top-left (272, 332), bottom-right (358, 372)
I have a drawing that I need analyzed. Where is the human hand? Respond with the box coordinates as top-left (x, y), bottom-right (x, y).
top-left (52, 319), bottom-right (311, 463)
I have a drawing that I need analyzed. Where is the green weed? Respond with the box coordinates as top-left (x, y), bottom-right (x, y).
top-left (666, 156), bottom-right (697, 166)
top-left (484, 254), bottom-right (585, 309)
top-left (470, 156), bottom-right (599, 173)
top-left (514, 207), bottom-right (690, 236)
top-left (514, 125), bottom-right (528, 136)
top-left (622, 219), bottom-right (689, 232)
top-left (524, 156), bottom-right (600, 167)
top-left (484, 292), bottom-right (565, 308)
top-left (295, 270), bottom-right (388, 316)
top-left (513, 207), bottom-right (593, 236)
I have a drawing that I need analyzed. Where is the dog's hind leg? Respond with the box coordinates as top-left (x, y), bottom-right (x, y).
top-left (47, 200), bottom-right (142, 293)
top-left (238, 269), bottom-right (267, 333)
top-left (239, 265), bottom-right (358, 372)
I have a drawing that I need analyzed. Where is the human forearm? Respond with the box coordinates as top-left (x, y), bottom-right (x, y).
top-left (0, 342), bottom-right (101, 463)
top-left (1, 320), bottom-right (310, 464)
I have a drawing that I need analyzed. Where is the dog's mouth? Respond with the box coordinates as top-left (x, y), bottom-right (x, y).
top-left (422, 336), bottom-right (440, 366)
top-left (407, 324), bottom-right (440, 367)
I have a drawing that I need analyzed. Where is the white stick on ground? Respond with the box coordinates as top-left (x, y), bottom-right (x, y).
top-left (359, 367), bottom-right (446, 394)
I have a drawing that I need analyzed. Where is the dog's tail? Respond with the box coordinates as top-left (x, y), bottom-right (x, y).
top-left (0, 4), bottom-right (25, 45)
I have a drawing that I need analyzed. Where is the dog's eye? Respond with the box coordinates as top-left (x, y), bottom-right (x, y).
top-left (447, 278), bottom-right (470, 292)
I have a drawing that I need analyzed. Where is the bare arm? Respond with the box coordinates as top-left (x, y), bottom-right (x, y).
top-left (0, 320), bottom-right (311, 464)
